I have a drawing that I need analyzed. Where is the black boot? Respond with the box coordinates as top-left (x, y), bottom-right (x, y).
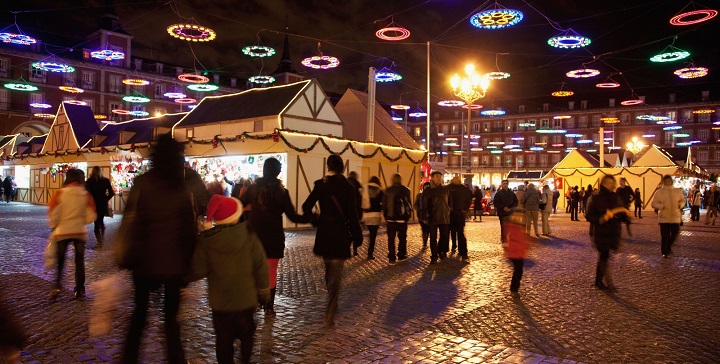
top-left (265, 288), bottom-right (276, 316)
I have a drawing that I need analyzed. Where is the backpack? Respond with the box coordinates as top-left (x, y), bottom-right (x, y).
top-left (395, 191), bottom-right (413, 221)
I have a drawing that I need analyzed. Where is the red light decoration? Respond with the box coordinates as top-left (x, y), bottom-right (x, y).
top-left (174, 98), bottom-right (197, 104)
top-left (596, 81), bottom-right (621, 88)
top-left (122, 78), bottom-right (150, 86)
top-left (462, 104), bottom-right (482, 110)
top-left (670, 9), bottom-right (718, 26)
top-left (167, 24), bottom-right (216, 42)
top-left (178, 74), bottom-right (209, 84)
top-left (111, 109), bottom-right (131, 115)
top-left (621, 99), bottom-right (644, 106)
top-left (375, 22), bottom-right (411, 41)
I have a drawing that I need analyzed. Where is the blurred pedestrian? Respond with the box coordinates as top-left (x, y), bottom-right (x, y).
top-left (552, 188), bottom-right (560, 214)
top-left (585, 175), bottom-right (631, 291)
top-left (582, 185), bottom-right (593, 214)
top-left (2, 175), bottom-right (15, 203)
top-left (302, 155), bottom-right (363, 327)
top-left (689, 184), bottom-right (702, 222)
top-left (85, 166), bottom-right (115, 248)
top-left (120, 134), bottom-right (198, 364)
top-left (364, 176), bottom-right (384, 261)
top-left (651, 175), bottom-right (686, 258)
top-left (633, 187), bottom-right (643, 219)
top-left (579, 186), bottom-right (586, 214)
top-left (240, 158), bottom-right (313, 315)
top-left (414, 182), bottom-right (431, 249)
top-left (472, 186), bottom-right (483, 221)
top-left (493, 179), bottom-right (518, 245)
top-left (448, 176), bottom-right (472, 262)
top-left (188, 195), bottom-right (269, 364)
top-left (48, 168), bottom-right (97, 300)
top-left (541, 185), bottom-right (553, 236)
top-left (238, 179), bottom-right (252, 222)
top-left (569, 186), bottom-right (581, 221)
top-left (421, 171), bottom-right (453, 264)
top-left (504, 209), bottom-right (528, 296)
top-left (520, 183), bottom-right (541, 237)
top-left (705, 185), bottom-right (719, 225)
top-left (0, 296), bottom-right (27, 364)
top-left (382, 173), bottom-right (412, 265)
top-left (347, 171), bottom-right (364, 256)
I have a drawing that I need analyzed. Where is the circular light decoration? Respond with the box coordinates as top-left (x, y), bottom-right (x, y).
top-left (663, 125), bottom-right (683, 131)
top-left (111, 109), bottom-right (131, 115)
top-left (63, 100), bottom-right (87, 106)
top-left (503, 144), bottom-right (521, 149)
top-left (0, 32), bottom-right (37, 45)
top-left (577, 139), bottom-right (594, 144)
top-left (34, 113), bottom-right (54, 118)
top-left (510, 135), bottom-right (524, 141)
top-left (30, 102), bottom-right (52, 109)
top-left (248, 75), bottom-right (275, 84)
top-left (676, 142), bottom-right (692, 146)
top-left (529, 146), bottom-right (544, 151)
top-left (565, 132), bottom-right (582, 138)
top-left (481, 109), bottom-right (506, 116)
top-left (674, 66), bottom-right (708, 79)
top-left (650, 46), bottom-right (690, 63)
top-left (91, 49), bottom-right (125, 61)
top-left (32, 61), bottom-right (75, 73)
top-left (241, 45), bottom-right (276, 58)
top-left (187, 84), bottom-right (219, 92)
top-left (301, 55), bottom-right (340, 70)
top-left (438, 100), bottom-right (465, 107)
top-left (375, 26), bottom-right (411, 41)
top-left (163, 91), bottom-right (187, 99)
top-left (167, 24), bottom-right (216, 42)
top-left (178, 74), bottom-right (210, 84)
top-left (551, 90), bottom-right (574, 97)
top-left (391, 104), bottom-right (410, 110)
top-left (553, 115), bottom-right (571, 119)
top-left (670, 9), bottom-right (718, 26)
top-left (547, 28), bottom-right (591, 49)
top-left (693, 109), bottom-right (714, 114)
top-left (94, 114), bottom-right (107, 120)
top-left (187, 105), bottom-right (197, 109)
top-left (601, 117), bottom-right (619, 124)
top-left (129, 110), bottom-right (150, 117)
top-left (656, 120), bottom-right (677, 125)
top-left (174, 98), bottom-right (197, 104)
top-left (596, 79), bottom-right (621, 88)
top-left (638, 115), bottom-right (670, 121)
top-left (536, 129), bottom-right (568, 134)
top-left (462, 104), bottom-right (483, 110)
top-left (390, 111), bottom-right (403, 121)
top-left (620, 98), bottom-right (644, 106)
top-left (488, 141), bottom-right (505, 145)
top-left (470, 8), bottom-right (524, 29)
top-left (4, 82), bottom-right (38, 91)
top-left (122, 95), bottom-right (151, 103)
top-left (642, 133), bottom-right (655, 138)
top-left (375, 68), bottom-right (402, 82)
top-left (566, 68), bottom-right (600, 78)
top-left (672, 132), bottom-right (690, 138)
top-left (409, 108), bottom-right (427, 117)
top-left (59, 86), bottom-right (84, 93)
top-left (122, 78), bottom-right (150, 86)
top-left (485, 71), bottom-right (510, 80)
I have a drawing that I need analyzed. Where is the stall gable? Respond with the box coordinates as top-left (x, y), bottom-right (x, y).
top-left (0, 134), bottom-right (19, 157)
top-left (280, 79), bottom-right (343, 136)
top-left (41, 103), bottom-right (100, 153)
top-left (552, 149), bottom-right (599, 170)
top-left (632, 145), bottom-right (678, 168)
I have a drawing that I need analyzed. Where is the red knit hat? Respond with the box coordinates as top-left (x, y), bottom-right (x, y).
top-left (205, 195), bottom-right (242, 227)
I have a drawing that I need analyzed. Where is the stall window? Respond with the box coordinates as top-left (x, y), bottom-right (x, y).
top-left (187, 129), bottom-right (194, 139)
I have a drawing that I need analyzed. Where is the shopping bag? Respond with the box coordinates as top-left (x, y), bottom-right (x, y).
top-left (88, 271), bottom-right (131, 337)
top-left (43, 235), bottom-right (57, 270)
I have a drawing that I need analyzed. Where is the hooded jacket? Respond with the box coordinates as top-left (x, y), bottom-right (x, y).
top-left (651, 185), bottom-right (685, 224)
top-left (189, 221), bottom-right (269, 311)
top-left (48, 184), bottom-right (97, 241)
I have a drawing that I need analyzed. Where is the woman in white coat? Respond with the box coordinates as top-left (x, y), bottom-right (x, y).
top-left (651, 175), bottom-right (686, 258)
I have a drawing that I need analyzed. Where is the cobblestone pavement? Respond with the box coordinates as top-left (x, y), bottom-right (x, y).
top-left (1, 202), bottom-right (719, 363)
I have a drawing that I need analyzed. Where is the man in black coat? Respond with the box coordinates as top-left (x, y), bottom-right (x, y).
top-left (420, 171), bottom-right (453, 264)
top-left (472, 186), bottom-right (483, 221)
top-left (493, 179), bottom-right (518, 245)
top-left (448, 177), bottom-right (473, 262)
top-left (302, 155), bottom-right (363, 327)
top-left (382, 173), bottom-right (412, 265)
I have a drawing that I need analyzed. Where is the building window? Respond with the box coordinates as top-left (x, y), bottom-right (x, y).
top-left (517, 156), bottom-right (524, 167)
top-left (540, 154), bottom-right (548, 166)
top-left (581, 100), bottom-right (588, 109)
top-left (528, 154), bottom-right (536, 166)
top-left (621, 114), bottom-right (630, 125)
top-left (494, 121), bottom-right (501, 131)
top-left (528, 119), bottom-right (536, 130)
top-left (579, 116), bottom-right (588, 128)
top-left (0, 57), bottom-right (8, 78)
top-left (108, 75), bottom-right (122, 93)
top-left (698, 111), bottom-right (711, 123)
top-left (620, 133), bottom-right (628, 145)
top-left (82, 71), bottom-right (95, 90)
top-left (83, 99), bottom-right (95, 112)
top-left (63, 72), bottom-right (76, 86)
top-left (154, 84), bottom-right (166, 98)
top-left (591, 115), bottom-right (601, 127)
top-left (414, 127), bottom-right (421, 137)
top-left (187, 129), bottom-right (194, 139)
top-left (665, 131), bottom-right (675, 142)
top-left (566, 118), bottom-right (575, 129)
top-left (699, 129), bottom-right (709, 141)
top-left (451, 124), bottom-right (459, 134)
top-left (540, 118), bottom-right (549, 128)
top-left (254, 121), bottom-right (263, 132)
top-left (551, 154), bottom-right (560, 163)
top-left (494, 155), bottom-right (501, 167)
top-left (698, 151), bottom-right (708, 162)
top-left (527, 136), bottom-right (536, 146)
top-left (715, 151), bottom-right (720, 161)
top-left (109, 102), bottom-right (121, 120)
top-left (553, 118), bottom-right (562, 128)
top-left (30, 68), bottom-right (46, 83)
top-left (504, 120), bottom-right (512, 131)
top-left (518, 105), bottom-right (525, 114)
top-left (483, 122), bottom-right (490, 132)
top-left (0, 89), bottom-right (8, 110)
top-left (30, 93), bottom-right (44, 107)
top-left (667, 111), bottom-right (677, 123)
top-left (442, 124), bottom-right (449, 135)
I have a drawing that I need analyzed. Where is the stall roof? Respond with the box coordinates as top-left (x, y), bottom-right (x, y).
top-left (63, 103), bottom-right (101, 148)
top-left (506, 171), bottom-right (546, 179)
top-left (176, 80), bottom-right (311, 127)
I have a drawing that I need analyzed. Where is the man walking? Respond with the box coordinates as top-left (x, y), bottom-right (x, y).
top-left (447, 176), bottom-right (472, 262)
top-left (689, 184), bottom-right (702, 222)
top-left (651, 175), bottom-right (686, 258)
top-left (382, 173), bottom-right (412, 265)
top-left (493, 179), bottom-right (518, 245)
top-left (705, 185), bottom-right (719, 225)
top-left (420, 172), bottom-right (453, 264)
top-left (552, 188), bottom-right (560, 214)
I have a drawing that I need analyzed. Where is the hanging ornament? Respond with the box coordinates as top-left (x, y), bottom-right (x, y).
top-left (30, 102), bottom-right (52, 109)
top-left (484, 53), bottom-right (511, 80)
top-left (650, 38), bottom-right (690, 62)
top-left (112, 109), bottom-right (131, 115)
top-left (390, 111), bottom-right (403, 121)
top-left (242, 45), bottom-right (276, 57)
top-left (481, 108), bottom-right (506, 116)
top-left (375, 67), bottom-right (402, 82)
top-left (64, 100), bottom-right (87, 106)
top-left (620, 92), bottom-right (644, 106)
top-left (551, 83), bottom-right (574, 97)
top-left (547, 28), bottom-right (591, 49)
top-left (167, 23), bottom-right (216, 42)
top-left (0, 17), bottom-right (37, 45)
top-left (187, 84), bottom-right (219, 92)
top-left (596, 75), bottom-right (621, 88)
top-left (391, 104), bottom-right (410, 110)
top-left (4, 77), bottom-right (38, 92)
top-left (566, 68), bottom-right (600, 78)
top-left (59, 86), bottom-right (84, 93)
top-left (248, 75), bottom-right (275, 84)
top-left (178, 73), bottom-right (210, 83)
top-left (674, 64), bottom-right (708, 79)
top-left (669, 2), bottom-right (718, 25)
top-left (128, 110), bottom-right (150, 117)
top-left (301, 42), bottom-right (340, 70)
top-left (470, 2), bottom-right (524, 29)
top-left (438, 100), bottom-right (465, 107)
top-left (34, 113), bottom-right (54, 118)
top-left (601, 117), bottom-right (619, 124)
top-left (122, 78), bottom-right (150, 86)
top-left (32, 55), bottom-right (75, 73)
top-left (174, 98), bottom-right (197, 104)
top-left (375, 18), bottom-right (411, 41)
top-left (123, 95), bottom-right (151, 103)
top-left (408, 106), bottom-right (427, 117)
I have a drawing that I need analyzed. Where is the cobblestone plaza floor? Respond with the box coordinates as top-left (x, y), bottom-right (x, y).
top-left (1, 202), bottom-right (719, 363)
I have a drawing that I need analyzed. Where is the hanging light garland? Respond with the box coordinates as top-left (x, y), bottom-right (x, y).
top-left (167, 24), bottom-right (216, 42)
top-left (674, 66), bottom-right (708, 79)
top-left (34, 113), bottom-right (54, 118)
top-left (111, 109), bottom-right (131, 115)
top-left (669, 2), bottom-right (718, 26)
top-left (551, 90), bottom-right (574, 97)
top-left (0, 19), bottom-right (38, 45)
top-left (94, 114), bottom-right (107, 120)
top-left (248, 75), bottom-right (275, 84)
top-left (672, 132), bottom-right (690, 138)
top-left (128, 110), bottom-right (150, 117)
top-left (178, 73), bottom-right (209, 84)
top-left (620, 93), bottom-right (644, 106)
top-left (4, 80), bottom-right (38, 92)
top-left (30, 102), bottom-right (52, 109)
top-left (391, 104), bottom-right (410, 110)
top-left (408, 107), bottom-right (427, 117)
top-left (122, 95), bottom-right (151, 103)
top-left (375, 67), bottom-right (402, 82)
top-left (547, 28), bottom-right (591, 49)
top-left (241, 45), bottom-right (276, 58)
top-left (481, 108), bottom-right (506, 116)
top-left (462, 104), bottom-right (483, 110)
top-left (601, 117), bottom-right (619, 124)
top-left (566, 68), bottom-right (600, 78)
top-left (91, 49), bottom-right (125, 61)
top-left (122, 78), bottom-right (150, 86)
top-left (301, 55), bottom-right (340, 70)
top-left (163, 91), bottom-right (187, 99)
top-left (187, 84), bottom-right (219, 92)
top-left (692, 109), bottom-right (714, 114)
top-left (470, 2), bottom-right (524, 29)
top-left (438, 100), bottom-right (465, 107)
top-left (375, 19), bottom-right (411, 41)
top-left (32, 61), bottom-right (75, 73)
top-left (59, 86), bottom-right (84, 93)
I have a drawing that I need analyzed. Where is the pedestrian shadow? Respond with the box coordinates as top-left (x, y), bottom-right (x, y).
top-left (383, 264), bottom-right (462, 327)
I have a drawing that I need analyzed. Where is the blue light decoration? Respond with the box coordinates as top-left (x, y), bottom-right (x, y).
top-left (187, 84), bottom-right (219, 92)
top-left (129, 110), bottom-right (150, 117)
top-left (0, 32), bottom-right (37, 45)
top-left (529, 146), bottom-right (544, 151)
top-left (663, 125), bottom-right (682, 131)
top-left (675, 142), bottom-right (692, 146)
top-left (375, 67), bottom-right (402, 82)
top-left (390, 111), bottom-right (403, 121)
top-left (248, 75), bottom-right (275, 84)
top-left (241, 45), bottom-right (276, 58)
top-left (547, 28), bottom-right (591, 49)
top-left (91, 49), bottom-right (125, 61)
top-left (32, 61), bottom-right (75, 73)
top-left (470, 4), bottom-right (524, 30)
top-left (637, 115), bottom-right (670, 121)
top-left (438, 100), bottom-right (465, 107)
top-left (122, 95), bottom-right (151, 103)
top-left (163, 91), bottom-right (187, 99)
top-left (576, 139), bottom-right (594, 144)
top-left (481, 108), bottom-right (506, 116)
top-left (565, 132), bottom-right (582, 138)
top-left (672, 132), bottom-right (690, 138)
top-left (511, 134), bottom-right (524, 141)
top-left (30, 102), bottom-right (52, 109)
top-left (409, 107), bottom-right (427, 117)
top-left (536, 129), bottom-right (567, 134)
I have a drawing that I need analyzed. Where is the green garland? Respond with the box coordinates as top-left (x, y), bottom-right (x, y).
top-left (552, 167), bottom-right (665, 178)
top-left (279, 132), bottom-right (426, 164)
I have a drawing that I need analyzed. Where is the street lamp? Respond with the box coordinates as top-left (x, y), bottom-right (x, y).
top-left (451, 64), bottom-right (490, 177)
top-left (626, 136), bottom-right (645, 163)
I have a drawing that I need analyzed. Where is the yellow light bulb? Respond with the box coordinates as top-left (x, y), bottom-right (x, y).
top-left (465, 64), bottom-right (475, 76)
top-left (450, 75), bottom-right (460, 89)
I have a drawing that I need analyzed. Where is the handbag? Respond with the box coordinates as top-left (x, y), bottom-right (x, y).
top-left (88, 271), bottom-right (131, 337)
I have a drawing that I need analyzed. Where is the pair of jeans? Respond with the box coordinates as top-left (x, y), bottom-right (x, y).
top-left (323, 259), bottom-right (344, 324)
top-left (429, 224), bottom-right (450, 260)
top-left (499, 215), bottom-right (510, 244)
top-left (705, 207), bottom-right (718, 224)
top-left (595, 248), bottom-right (611, 285)
top-left (212, 308), bottom-right (256, 364)
top-left (525, 210), bottom-right (539, 236)
top-left (366, 225), bottom-right (379, 258)
top-left (510, 258), bottom-right (524, 292)
top-left (122, 277), bottom-right (184, 364)
top-left (449, 214), bottom-right (467, 257)
top-left (418, 221), bottom-right (430, 247)
top-left (541, 211), bottom-right (551, 235)
top-left (569, 202), bottom-right (579, 220)
top-left (55, 239), bottom-right (85, 291)
top-left (386, 221), bottom-right (407, 262)
top-left (659, 223), bottom-right (680, 256)
top-left (690, 206), bottom-right (700, 221)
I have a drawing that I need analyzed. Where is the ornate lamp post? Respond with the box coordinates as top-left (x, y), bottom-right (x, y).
top-left (626, 136), bottom-right (645, 162)
top-left (451, 64), bottom-right (489, 176)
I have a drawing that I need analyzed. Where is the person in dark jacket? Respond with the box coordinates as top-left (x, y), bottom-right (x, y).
top-left (121, 134), bottom-right (198, 364)
top-left (2, 175), bottom-right (14, 203)
top-left (447, 176), bottom-right (472, 262)
top-left (472, 186), bottom-right (483, 221)
top-left (414, 182), bottom-right (431, 249)
top-left (185, 166), bottom-right (211, 218)
top-left (585, 174), bottom-right (631, 291)
top-left (240, 158), bottom-right (313, 316)
top-left (85, 166), bottom-right (115, 247)
top-left (569, 186), bottom-right (581, 221)
top-left (364, 176), bottom-right (384, 261)
top-left (552, 188), bottom-right (560, 214)
top-left (633, 187), bottom-right (643, 219)
top-left (421, 171), bottom-right (453, 264)
top-left (347, 171), bottom-right (364, 255)
top-left (302, 155), bottom-right (363, 327)
top-left (493, 179), bottom-right (518, 245)
top-left (382, 173), bottom-right (412, 265)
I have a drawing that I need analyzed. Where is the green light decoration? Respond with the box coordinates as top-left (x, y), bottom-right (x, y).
top-left (122, 95), bottom-right (151, 103)
top-left (650, 45), bottom-right (690, 63)
top-left (187, 84), bottom-right (219, 92)
top-left (4, 82), bottom-right (38, 91)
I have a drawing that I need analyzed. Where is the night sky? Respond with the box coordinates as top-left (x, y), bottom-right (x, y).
top-left (3, 0), bottom-right (719, 112)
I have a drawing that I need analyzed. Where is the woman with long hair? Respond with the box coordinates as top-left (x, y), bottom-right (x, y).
top-left (364, 176), bottom-right (384, 260)
top-left (85, 166), bottom-right (115, 247)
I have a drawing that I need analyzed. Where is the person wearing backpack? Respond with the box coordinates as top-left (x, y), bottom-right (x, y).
top-left (382, 173), bottom-right (412, 265)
